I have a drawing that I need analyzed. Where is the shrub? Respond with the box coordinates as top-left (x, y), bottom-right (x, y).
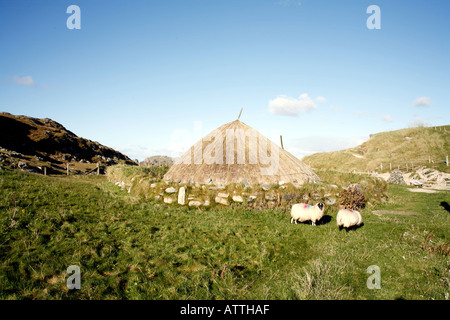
top-left (338, 185), bottom-right (366, 210)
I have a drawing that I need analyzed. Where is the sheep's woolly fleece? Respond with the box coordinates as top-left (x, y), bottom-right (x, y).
top-left (290, 203), bottom-right (324, 226)
top-left (336, 209), bottom-right (363, 229)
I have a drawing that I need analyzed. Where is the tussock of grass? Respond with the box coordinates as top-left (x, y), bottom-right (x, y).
top-left (292, 258), bottom-right (354, 299)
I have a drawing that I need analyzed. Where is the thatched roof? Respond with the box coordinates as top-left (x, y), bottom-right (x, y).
top-left (163, 119), bottom-right (320, 185)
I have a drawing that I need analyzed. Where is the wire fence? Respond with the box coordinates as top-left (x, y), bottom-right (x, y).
top-left (379, 156), bottom-right (448, 173)
top-left (350, 155), bottom-right (449, 174)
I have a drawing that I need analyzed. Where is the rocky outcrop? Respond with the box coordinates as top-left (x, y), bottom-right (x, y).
top-left (410, 167), bottom-right (450, 190)
top-left (387, 169), bottom-right (407, 185)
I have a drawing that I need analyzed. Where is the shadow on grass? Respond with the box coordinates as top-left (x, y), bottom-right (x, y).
top-left (440, 201), bottom-right (450, 213)
top-left (294, 215), bottom-right (333, 226)
top-left (338, 222), bottom-right (365, 232)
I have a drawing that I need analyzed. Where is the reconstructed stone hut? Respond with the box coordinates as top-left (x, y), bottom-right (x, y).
top-left (163, 119), bottom-right (320, 186)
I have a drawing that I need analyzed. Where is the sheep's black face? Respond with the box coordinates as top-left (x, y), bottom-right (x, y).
top-left (317, 203), bottom-right (324, 211)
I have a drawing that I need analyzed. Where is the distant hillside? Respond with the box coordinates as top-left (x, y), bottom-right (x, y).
top-left (302, 125), bottom-right (450, 173)
top-left (140, 155), bottom-right (173, 167)
top-left (0, 112), bottom-right (136, 174)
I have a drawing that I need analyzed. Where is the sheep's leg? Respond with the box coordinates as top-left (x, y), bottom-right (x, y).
top-left (312, 221), bottom-right (316, 226)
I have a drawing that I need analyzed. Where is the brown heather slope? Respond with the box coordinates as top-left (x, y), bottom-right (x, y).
top-left (0, 112), bottom-right (136, 174)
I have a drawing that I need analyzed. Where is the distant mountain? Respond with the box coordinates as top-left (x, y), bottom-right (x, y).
top-left (0, 112), bottom-right (136, 174)
top-left (140, 155), bottom-right (173, 166)
top-left (302, 125), bottom-right (450, 173)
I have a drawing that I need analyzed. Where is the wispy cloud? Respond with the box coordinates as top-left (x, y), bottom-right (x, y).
top-left (329, 105), bottom-right (342, 113)
top-left (408, 115), bottom-right (430, 128)
top-left (316, 96), bottom-right (327, 103)
top-left (13, 75), bottom-right (35, 86)
top-left (119, 145), bottom-right (180, 162)
top-left (381, 114), bottom-right (394, 122)
top-left (412, 96), bottom-right (431, 107)
top-left (274, 0), bottom-right (302, 7)
top-left (269, 93), bottom-right (317, 116)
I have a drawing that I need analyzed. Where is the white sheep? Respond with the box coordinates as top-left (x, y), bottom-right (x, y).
top-left (336, 208), bottom-right (363, 230)
top-left (290, 203), bottom-right (325, 226)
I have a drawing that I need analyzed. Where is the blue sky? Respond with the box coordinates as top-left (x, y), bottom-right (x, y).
top-left (1, 0), bottom-right (449, 161)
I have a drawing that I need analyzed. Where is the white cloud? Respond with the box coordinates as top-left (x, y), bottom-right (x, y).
top-left (13, 75), bottom-right (35, 86)
top-left (381, 114), bottom-right (394, 122)
top-left (316, 96), bottom-right (327, 103)
top-left (269, 93), bottom-right (317, 116)
top-left (412, 96), bottom-right (431, 107)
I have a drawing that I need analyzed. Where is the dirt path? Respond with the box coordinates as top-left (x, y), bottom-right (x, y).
top-left (372, 210), bottom-right (420, 216)
top-left (407, 188), bottom-right (440, 193)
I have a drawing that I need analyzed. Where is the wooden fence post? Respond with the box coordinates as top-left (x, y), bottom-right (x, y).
top-left (44, 167), bottom-right (47, 176)
top-left (97, 162), bottom-right (100, 175)
top-left (66, 162), bottom-right (69, 176)
top-left (389, 162), bottom-right (392, 172)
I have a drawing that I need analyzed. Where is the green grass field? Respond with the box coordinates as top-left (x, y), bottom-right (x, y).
top-left (0, 169), bottom-right (448, 300)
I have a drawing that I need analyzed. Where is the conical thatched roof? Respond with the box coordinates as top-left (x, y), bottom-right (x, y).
top-left (163, 119), bottom-right (320, 186)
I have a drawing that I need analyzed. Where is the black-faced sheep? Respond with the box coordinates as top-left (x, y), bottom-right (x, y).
top-left (336, 208), bottom-right (363, 231)
top-left (290, 203), bottom-right (325, 226)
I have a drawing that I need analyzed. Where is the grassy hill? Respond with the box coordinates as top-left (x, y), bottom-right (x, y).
top-left (302, 125), bottom-right (450, 173)
top-left (0, 168), bottom-right (448, 300)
